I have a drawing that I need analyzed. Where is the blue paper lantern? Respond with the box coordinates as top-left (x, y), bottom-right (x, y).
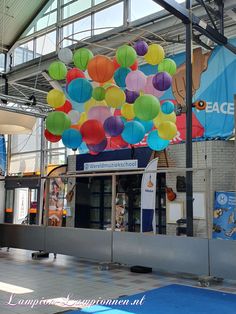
top-left (147, 130), bottom-right (169, 151)
top-left (121, 121), bottom-right (145, 144)
top-left (67, 78), bottom-right (92, 103)
top-left (114, 67), bottom-right (131, 88)
top-left (134, 118), bottom-right (153, 133)
top-left (62, 129), bottom-right (82, 149)
top-left (161, 101), bottom-right (175, 114)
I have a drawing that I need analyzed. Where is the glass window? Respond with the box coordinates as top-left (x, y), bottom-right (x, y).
top-left (63, 0), bottom-right (92, 19)
top-left (10, 152), bottom-right (41, 174)
top-left (74, 16), bottom-right (91, 41)
top-left (36, 31), bottom-right (56, 56)
top-left (94, 0), bottom-right (107, 4)
top-left (0, 53), bottom-right (5, 71)
top-left (45, 0), bottom-right (57, 13)
top-left (94, 2), bottom-right (124, 35)
top-left (13, 41), bottom-right (34, 66)
top-left (130, 0), bottom-right (184, 21)
top-left (36, 11), bottom-right (57, 31)
top-left (62, 23), bottom-right (74, 47)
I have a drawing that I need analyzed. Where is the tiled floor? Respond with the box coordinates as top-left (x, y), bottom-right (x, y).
top-left (0, 248), bottom-right (236, 314)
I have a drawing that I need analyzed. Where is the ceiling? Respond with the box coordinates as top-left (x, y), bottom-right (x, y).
top-left (0, 0), bottom-right (49, 51)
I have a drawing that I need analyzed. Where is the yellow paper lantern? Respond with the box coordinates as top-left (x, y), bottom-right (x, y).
top-left (78, 112), bottom-right (87, 127)
top-left (144, 44), bottom-right (165, 65)
top-left (84, 98), bottom-right (107, 112)
top-left (158, 121), bottom-right (177, 140)
top-left (153, 111), bottom-right (176, 128)
top-left (105, 86), bottom-right (126, 108)
top-left (47, 89), bottom-right (66, 108)
top-left (121, 103), bottom-right (135, 120)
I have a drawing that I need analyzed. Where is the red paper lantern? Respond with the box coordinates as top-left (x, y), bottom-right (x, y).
top-left (130, 59), bottom-right (138, 71)
top-left (87, 55), bottom-right (115, 83)
top-left (110, 134), bottom-right (129, 149)
top-left (66, 68), bottom-right (85, 84)
top-left (55, 100), bottom-right (72, 113)
top-left (44, 129), bottom-right (61, 142)
top-left (80, 120), bottom-right (105, 145)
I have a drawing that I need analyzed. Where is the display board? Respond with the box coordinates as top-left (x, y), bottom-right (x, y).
top-left (166, 201), bottom-right (183, 223)
top-left (193, 192), bottom-right (206, 219)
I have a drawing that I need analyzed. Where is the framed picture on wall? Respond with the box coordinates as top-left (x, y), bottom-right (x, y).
top-left (166, 201), bottom-right (184, 224)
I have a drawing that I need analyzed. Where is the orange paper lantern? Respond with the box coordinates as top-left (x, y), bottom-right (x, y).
top-left (87, 55), bottom-right (115, 83)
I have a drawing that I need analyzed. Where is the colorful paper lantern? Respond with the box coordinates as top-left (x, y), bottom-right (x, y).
top-left (134, 40), bottom-right (148, 56)
top-left (87, 55), bottom-right (114, 83)
top-left (125, 70), bottom-right (146, 92)
top-left (84, 98), bottom-right (107, 112)
top-left (58, 48), bottom-right (73, 64)
top-left (55, 100), bottom-right (72, 113)
top-left (116, 45), bottom-right (137, 67)
top-left (67, 78), bottom-right (93, 103)
top-left (105, 86), bottom-right (126, 108)
top-left (62, 129), bottom-right (82, 149)
top-left (110, 135), bottom-right (129, 149)
top-left (114, 67), bottom-right (131, 88)
top-left (87, 138), bottom-right (107, 153)
top-left (147, 130), bottom-right (169, 151)
top-left (153, 111), bottom-right (176, 128)
top-left (130, 59), bottom-right (138, 71)
top-left (134, 94), bottom-right (160, 121)
top-left (78, 112), bottom-right (87, 127)
top-left (66, 68), bottom-right (85, 84)
top-left (87, 106), bottom-right (111, 124)
top-left (92, 87), bottom-right (106, 101)
top-left (144, 44), bottom-right (165, 65)
top-left (103, 116), bottom-right (124, 137)
top-left (134, 118), bottom-right (153, 133)
top-left (44, 129), bottom-right (61, 143)
top-left (158, 121), bottom-right (177, 140)
top-left (80, 120), bottom-right (105, 145)
top-left (161, 101), bottom-right (175, 114)
top-left (68, 110), bottom-right (81, 124)
top-left (152, 72), bottom-right (172, 91)
top-left (143, 75), bottom-right (165, 98)
top-left (158, 58), bottom-right (177, 76)
top-left (48, 61), bottom-right (67, 80)
top-left (113, 57), bottom-right (121, 71)
top-left (121, 121), bottom-right (145, 144)
top-left (121, 103), bottom-right (135, 120)
top-left (46, 111), bottom-right (71, 136)
top-left (47, 89), bottom-right (66, 108)
top-left (73, 48), bottom-right (93, 71)
top-left (125, 89), bottom-right (139, 104)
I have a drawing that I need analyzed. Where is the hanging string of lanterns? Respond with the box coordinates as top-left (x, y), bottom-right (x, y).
top-left (44, 40), bottom-right (177, 154)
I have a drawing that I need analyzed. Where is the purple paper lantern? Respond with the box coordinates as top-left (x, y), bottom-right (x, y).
top-left (134, 40), bottom-right (148, 56)
top-left (152, 72), bottom-right (172, 91)
top-left (103, 116), bottom-right (124, 137)
top-left (125, 89), bottom-right (139, 104)
top-left (87, 137), bottom-right (107, 153)
top-left (143, 75), bottom-right (164, 98)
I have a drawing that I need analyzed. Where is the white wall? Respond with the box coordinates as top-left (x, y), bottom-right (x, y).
top-left (0, 179), bottom-right (5, 223)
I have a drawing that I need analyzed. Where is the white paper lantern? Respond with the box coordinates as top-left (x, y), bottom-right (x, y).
top-left (68, 110), bottom-right (81, 124)
top-left (58, 48), bottom-right (73, 64)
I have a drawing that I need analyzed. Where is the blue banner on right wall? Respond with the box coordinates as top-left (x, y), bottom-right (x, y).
top-left (213, 192), bottom-right (236, 240)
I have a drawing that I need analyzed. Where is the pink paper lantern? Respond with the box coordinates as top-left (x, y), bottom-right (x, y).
top-left (87, 106), bottom-right (111, 124)
top-left (125, 70), bottom-right (146, 92)
top-left (143, 75), bottom-right (164, 98)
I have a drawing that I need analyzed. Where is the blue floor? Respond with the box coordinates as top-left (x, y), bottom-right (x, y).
top-left (69, 284), bottom-right (236, 314)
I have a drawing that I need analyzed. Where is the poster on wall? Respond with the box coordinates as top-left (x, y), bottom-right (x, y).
top-left (48, 177), bottom-right (66, 227)
top-left (115, 193), bottom-right (128, 231)
top-left (0, 135), bottom-right (6, 176)
top-left (213, 191), bottom-right (236, 240)
top-left (14, 188), bottom-right (29, 224)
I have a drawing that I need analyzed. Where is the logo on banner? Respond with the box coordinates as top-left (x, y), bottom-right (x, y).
top-left (217, 193), bottom-right (228, 206)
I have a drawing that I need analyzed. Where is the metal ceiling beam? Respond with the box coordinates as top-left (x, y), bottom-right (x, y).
top-left (152, 0), bottom-right (236, 54)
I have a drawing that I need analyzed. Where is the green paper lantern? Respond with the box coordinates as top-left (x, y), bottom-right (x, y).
top-left (116, 45), bottom-right (137, 67)
top-left (73, 48), bottom-right (93, 71)
top-left (48, 61), bottom-right (67, 80)
top-left (158, 58), bottom-right (177, 76)
top-left (46, 111), bottom-right (71, 136)
top-left (134, 94), bottom-right (160, 121)
top-left (92, 87), bottom-right (105, 101)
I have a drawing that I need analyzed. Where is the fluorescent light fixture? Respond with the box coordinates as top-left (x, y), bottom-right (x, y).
top-left (0, 282), bottom-right (34, 294)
